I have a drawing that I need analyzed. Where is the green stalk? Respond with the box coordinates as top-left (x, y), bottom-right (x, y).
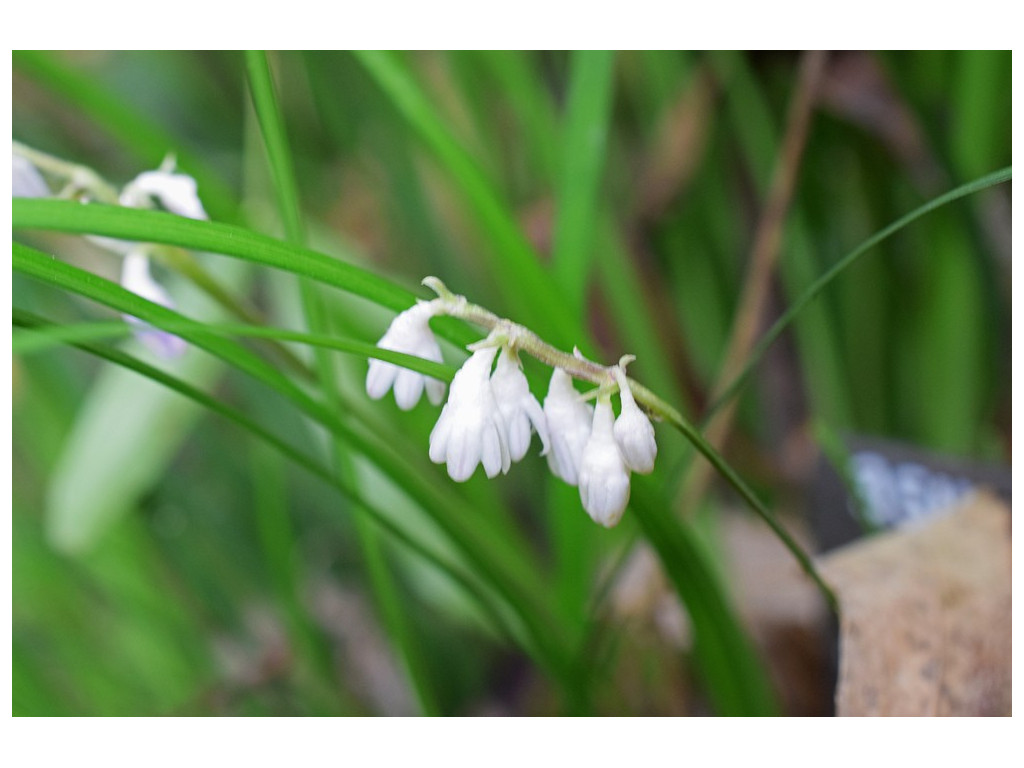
top-left (709, 165), bottom-right (1012, 417)
top-left (245, 50), bottom-right (440, 715)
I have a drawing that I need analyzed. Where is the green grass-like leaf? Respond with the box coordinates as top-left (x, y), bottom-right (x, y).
top-left (352, 51), bottom-right (580, 348)
top-left (552, 50), bottom-right (616, 313)
top-left (246, 49), bottom-right (440, 715)
top-left (13, 319), bottom-right (456, 380)
top-left (13, 241), bottom-right (577, 689)
top-left (710, 165), bottom-right (1012, 416)
top-left (14, 308), bottom-right (515, 650)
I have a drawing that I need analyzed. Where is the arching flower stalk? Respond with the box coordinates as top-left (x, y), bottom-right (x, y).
top-left (364, 277), bottom-right (664, 526)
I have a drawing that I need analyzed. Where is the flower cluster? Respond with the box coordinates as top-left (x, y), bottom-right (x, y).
top-left (13, 145), bottom-right (207, 359)
top-left (364, 287), bottom-right (658, 527)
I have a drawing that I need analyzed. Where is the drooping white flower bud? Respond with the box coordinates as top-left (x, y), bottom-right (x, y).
top-left (120, 250), bottom-right (187, 359)
top-left (489, 348), bottom-right (549, 462)
top-left (543, 368), bottom-right (593, 486)
top-left (12, 151), bottom-right (50, 198)
top-left (120, 169), bottom-right (208, 220)
top-left (429, 346), bottom-right (511, 481)
top-left (612, 367), bottom-right (657, 474)
top-left (366, 301), bottom-right (447, 410)
top-left (578, 396), bottom-right (631, 527)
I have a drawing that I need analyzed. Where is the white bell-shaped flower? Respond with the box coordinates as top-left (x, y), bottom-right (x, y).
top-left (543, 368), bottom-right (593, 486)
top-left (12, 151), bottom-right (50, 198)
top-left (90, 164), bottom-right (209, 256)
top-left (578, 396), bottom-right (631, 527)
top-left (429, 346), bottom-right (511, 481)
top-left (612, 369), bottom-right (657, 474)
top-left (120, 250), bottom-right (187, 359)
top-left (120, 168), bottom-right (208, 220)
top-left (366, 301), bottom-right (447, 410)
top-left (489, 348), bottom-right (550, 462)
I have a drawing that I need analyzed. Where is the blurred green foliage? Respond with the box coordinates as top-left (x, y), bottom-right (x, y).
top-left (13, 51), bottom-right (1010, 716)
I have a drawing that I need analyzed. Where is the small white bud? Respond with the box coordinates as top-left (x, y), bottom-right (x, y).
top-left (543, 368), bottom-right (593, 486)
top-left (613, 369), bottom-right (657, 474)
top-left (578, 397), bottom-right (631, 527)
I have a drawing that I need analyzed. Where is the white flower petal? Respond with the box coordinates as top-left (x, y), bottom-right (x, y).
top-left (425, 376), bottom-right (447, 406)
top-left (480, 423), bottom-right (505, 478)
top-left (506, 413), bottom-right (532, 462)
top-left (393, 367), bottom-right (426, 411)
top-left (547, 433), bottom-right (574, 484)
top-left (581, 470), bottom-right (631, 528)
top-left (132, 323), bottom-right (189, 359)
top-left (13, 152), bottom-right (49, 198)
top-left (123, 170), bottom-right (208, 220)
top-left (120, 250), bottom-right (187, 359)
top-left (121, 251), bottom-right (173, 307)
top-left (490, 349), bottom-right (548, 463)
top-left (457, 345), bottom-right (497, 380)
top-left (446, 424), bottom-right (479, 482)
top-left (427, 346), bottom-right (510, 482)
top-left (496, 415), bottom-right (511, 474)
top-left (578, 398), bottom-right (631, 527)
top-left (543, 368), bottom-right (593, 485)
top-left (428, 405), bottom-right (453, 464)
top-left (366, 301), bottom-right (445, 410)
top-left (366, 359), bottom-right (399, 400)
top-left (523, 396), bottom-right (550, 455)
top-left (614, 382), bottom-right (657, 474)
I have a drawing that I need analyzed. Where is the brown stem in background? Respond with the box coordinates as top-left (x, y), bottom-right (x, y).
top-left (678, 50), bottom-right (828, 516)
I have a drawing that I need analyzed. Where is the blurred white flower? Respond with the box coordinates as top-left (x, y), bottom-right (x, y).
top-left (12, 151), bottom-right (49, 198)
top-left (613, 370), bottom-right (657, 474)
top-left (88, 165), bottom-right (208, 257)
top-left (366, 301), bottom-right (446, 410)
top-left (489, 348), bottom-right (549, 462)
top-left (578, 397), bottom-right (631, 527)
top-left (543, 368), bottom-right (593, 485)
top-left (120, 168), bottom-right (208, 220)
top-left (429, 346), bottom-right (511, 482)
top-left (120, 250), bottom-right (187, 359)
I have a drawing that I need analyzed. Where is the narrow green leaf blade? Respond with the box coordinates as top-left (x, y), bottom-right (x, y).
top-left (552, 50), bottom-right (616, 313)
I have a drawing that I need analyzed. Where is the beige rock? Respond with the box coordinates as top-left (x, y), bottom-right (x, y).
top-left (819, 492), bottom-right (1011, 716)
